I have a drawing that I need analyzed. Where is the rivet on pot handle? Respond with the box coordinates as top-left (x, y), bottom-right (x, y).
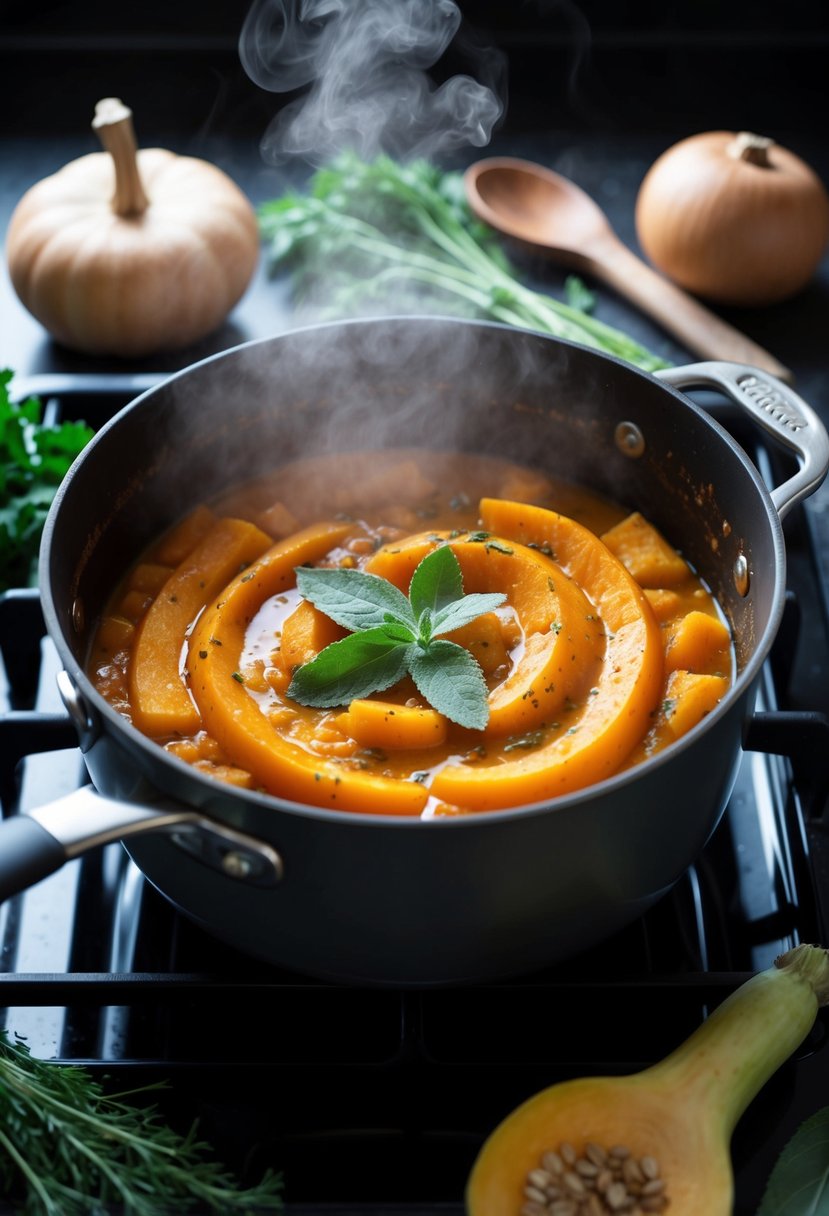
top-left (656, 362), bottom-right (829, 520)
top-left (0, 785), bottom-right (283, 903)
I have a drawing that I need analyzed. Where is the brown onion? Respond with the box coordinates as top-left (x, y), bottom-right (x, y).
top-left (635, 130), bottom-right (829, 306)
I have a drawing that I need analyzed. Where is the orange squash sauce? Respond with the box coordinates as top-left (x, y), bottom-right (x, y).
top-left (88, 449), bottom-right (734, 816)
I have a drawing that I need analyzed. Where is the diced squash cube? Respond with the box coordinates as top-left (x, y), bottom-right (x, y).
top-left (601, 512), bottom-right (689, 588)
top-left (193, 760), bottom-right (255, 789)
top-left (95, 613), bottom-right (135, 653)
top-left (278, 600), bottom-right (346, 673)
top-left (117, 589), bottom-right (153, 623)
top-left (665, 610), bottom-right (731, 675)
top-left (258, 500), bottom-right (300, 539)
top-left (127, 562), bottom-right (174, 595)
top-left (662, 670), bottom-right (729, 740)
top-left (152, 505), bottom-right (216, 566)
top-left (445, 610), bottom-right (511, 677)
top-left (165, 739), bottom-right (200, 763)
top-left (644, 588), bottom-right (683, 623)
top-left (336, 699), bottom-right (448, 750)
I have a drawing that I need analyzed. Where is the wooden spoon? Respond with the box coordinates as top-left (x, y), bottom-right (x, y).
top-left (465, 156), bottom-right (792, 382)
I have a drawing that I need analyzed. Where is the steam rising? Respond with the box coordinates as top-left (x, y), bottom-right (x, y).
top-left (239, 0), bottom-right (504, 163)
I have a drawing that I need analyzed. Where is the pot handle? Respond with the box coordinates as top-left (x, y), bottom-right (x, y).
top-left (656, 361), bottom-right (829, 520)
top-left (0, 785), bottom-right (282, 903)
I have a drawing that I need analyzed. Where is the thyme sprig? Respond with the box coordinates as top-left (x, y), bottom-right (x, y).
top-left (0, 1029), bottom-right (283, 1215)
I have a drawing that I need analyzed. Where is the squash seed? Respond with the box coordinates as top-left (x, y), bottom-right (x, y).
top-left (522, 1140), bottom-right (670, 1214)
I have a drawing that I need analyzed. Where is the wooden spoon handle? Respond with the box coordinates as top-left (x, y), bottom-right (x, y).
top-left (591, 237), bottom-right (792, 382)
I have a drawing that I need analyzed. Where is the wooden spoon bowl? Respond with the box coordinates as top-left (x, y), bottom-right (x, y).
top-left (465, 157), bottom-right (791, 381)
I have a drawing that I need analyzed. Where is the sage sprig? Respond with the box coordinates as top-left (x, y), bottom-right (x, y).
top-left (287, 545), bottom-right (505, 730)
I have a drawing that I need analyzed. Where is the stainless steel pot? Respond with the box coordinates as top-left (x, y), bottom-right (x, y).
top-left (1, 318), bottom-right (826, 984)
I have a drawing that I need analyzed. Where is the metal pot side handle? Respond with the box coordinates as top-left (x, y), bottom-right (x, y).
top-left (0, 785), bottom-right (283, 904)
top-left (656, 362), bottom-right (829, 520)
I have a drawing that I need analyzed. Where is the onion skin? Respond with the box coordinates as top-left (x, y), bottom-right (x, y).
top-left (635, 130), bottom-right (829, 306)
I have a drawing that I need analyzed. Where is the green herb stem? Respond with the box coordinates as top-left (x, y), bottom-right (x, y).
top-left (0, 1030), bottom-right (284, 1215)
top-left (258, 153), bottom-right (670, 373)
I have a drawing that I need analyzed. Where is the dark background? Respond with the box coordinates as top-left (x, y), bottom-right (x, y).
top-left (3, 0), bottom-right (828, 579)
top-left (1, 0), bottom-right (827, 374)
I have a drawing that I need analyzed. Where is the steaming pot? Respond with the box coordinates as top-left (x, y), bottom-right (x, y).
top-left (0, 318), bottom-right (826, 984)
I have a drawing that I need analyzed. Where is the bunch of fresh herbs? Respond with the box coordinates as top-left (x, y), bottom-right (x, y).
top-left (0, 1029), bottom-right (283, 1215)
top-left (289, 543), bottom-right (504, 729)
top-left (258, 152), bottom-right (669, 372)
top-left (0, 370), bottom-right (94, 592)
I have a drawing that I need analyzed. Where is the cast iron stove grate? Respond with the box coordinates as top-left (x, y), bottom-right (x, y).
top-left (2, 376), bottom-right (829, 1215)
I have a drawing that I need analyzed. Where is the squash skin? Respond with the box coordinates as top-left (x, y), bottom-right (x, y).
top-left (466, 945), bottom-right (829, 1216)
top-left (6, 147), bottom-right (260, 356)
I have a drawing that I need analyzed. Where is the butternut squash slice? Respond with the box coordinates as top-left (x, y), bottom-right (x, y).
top-left (129, 516), bottom-right (273, 737)
top-left (188, 522), bottom-right (428, 816)
top-left (466, 944), bottom-right (829, 1216)
top-left (151, 504), bottom-right (216, 567)
top-left (335, 699), bottom-right (449, 750)
top-left (425, 501), bottom-right (663, 810)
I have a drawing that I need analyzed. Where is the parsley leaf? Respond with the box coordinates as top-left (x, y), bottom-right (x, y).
top-left (0, 371), bottom-right (94, 591)
top-left (287, 546), bottom-right (506, 728)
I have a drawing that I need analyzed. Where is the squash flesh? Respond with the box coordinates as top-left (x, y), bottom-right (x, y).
top-left (188, 521), bottom-right (429, 816)
top-left (129, 516), bottom-right (273, 737)
top-left (87, 450), bottom-right (735, 816)
top-left (466, 946), bottom-right (829, 1216)
top-left (428, 501), bottom-right (664, 809)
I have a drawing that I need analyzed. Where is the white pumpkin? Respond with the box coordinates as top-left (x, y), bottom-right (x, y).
top-left (6, 98), bottom-right (260, 356)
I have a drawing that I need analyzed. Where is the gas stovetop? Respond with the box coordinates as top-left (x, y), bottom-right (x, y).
top-left (2, 377), bottom-right (829, 1214)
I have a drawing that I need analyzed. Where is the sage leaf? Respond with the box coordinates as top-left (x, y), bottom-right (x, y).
top-left (408, 639), bottom-right (490, 730)
top-left (295, 564), bottom-right (414, 633)
top-left (432, 591), bottom-right (506, 637)
top-left (289, 545), bottom-right (500, 726)
top-left (287, 628), bottom-right (412, 707)
top-left (757, 1107), bottom-right (829, 1215)
top-left (409, 542), bottom-right (462, 620)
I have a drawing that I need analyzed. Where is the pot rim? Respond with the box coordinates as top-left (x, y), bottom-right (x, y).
top-left (40, 315), bottom-right (787, 831)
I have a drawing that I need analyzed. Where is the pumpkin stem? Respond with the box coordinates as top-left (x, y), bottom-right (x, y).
top-left (651, 943), bottom-right (829, 1137)
top-left (727, 131), bottom-right (774, 168)
top-left (92, 97), bottom-right (150, 217)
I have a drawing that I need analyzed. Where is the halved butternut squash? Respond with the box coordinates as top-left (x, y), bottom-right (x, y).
top-left (466, 946), bottom-right (829, 1216)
